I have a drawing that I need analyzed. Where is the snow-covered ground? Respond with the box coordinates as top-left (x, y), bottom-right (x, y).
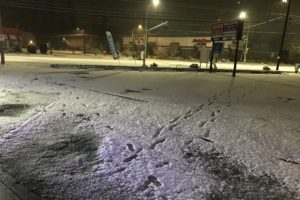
top-left (0, 60), bottom-right (299, 199)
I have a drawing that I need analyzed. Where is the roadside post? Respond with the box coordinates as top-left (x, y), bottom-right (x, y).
top-left (143, 21), bottom-right (168, 67)
top-left (199, 44), bottom-right (210, 69)
top-left (211, 20), bottom-right (244, 77)
top-left (233, 39), bottom-right (240, 77)
top-left (209, 41), bottom-right (215, 73)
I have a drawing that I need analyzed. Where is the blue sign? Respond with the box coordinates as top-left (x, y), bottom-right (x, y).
top-left (212, 42), bottom-right (224, 53)
top-left (106, 31), bottom-right (118, 59)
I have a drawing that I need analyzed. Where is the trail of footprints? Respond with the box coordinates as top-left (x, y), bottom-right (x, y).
top-left (124, 83), bottom-right (274, 194)
top-left (150, 94), bottom-right (222, 151)
top-left (119, 94), bottom-right (224, 193)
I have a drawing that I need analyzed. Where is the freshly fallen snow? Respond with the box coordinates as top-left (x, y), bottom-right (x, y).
top-left (0, 60), bottom-right (299, 199)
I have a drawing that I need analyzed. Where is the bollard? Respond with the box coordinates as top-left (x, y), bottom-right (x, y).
top-left (1, 51), bottom-right (4, 64)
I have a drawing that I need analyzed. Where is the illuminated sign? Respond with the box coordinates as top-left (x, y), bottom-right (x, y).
top-left (211, 20), bottom-right (244, 41)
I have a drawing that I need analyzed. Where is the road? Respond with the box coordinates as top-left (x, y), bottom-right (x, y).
top-left (0, 61), bottom-right (299, 199)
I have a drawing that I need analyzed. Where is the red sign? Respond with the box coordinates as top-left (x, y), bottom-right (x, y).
top-left (211, 20), bottom-right (244, 41)
top-left (192, 38), bottom-right (211, 43)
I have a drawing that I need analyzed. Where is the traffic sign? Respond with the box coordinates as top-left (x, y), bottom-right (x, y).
top-left (212, 42), bottom-right (224, 53)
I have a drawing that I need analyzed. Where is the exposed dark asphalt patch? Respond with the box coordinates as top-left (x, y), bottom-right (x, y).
top-left (0, 104), bottom-right (30, 117)
top-left (123, 154), bottom-right (138, 163)
top-left (183, 148), bottom-right (298, 199)
top-left (46, 133), bottom-right (99, 156)
top-left (127, 144), bottom-right (135, 151)
top-left (276, 97), bottom-right (297, 103)
top-left (69, 71), bottom-right (90, 75)
top-left (137, 175), bottom-right (162, 192)
top-left (125, 89), bottom-right (141, 93)
top-left (84, 72), bottom-right (121, 81)
top-left (277, 158), bottom-right (300, 165)
top-left (89, 89), bottom-right (148, 103)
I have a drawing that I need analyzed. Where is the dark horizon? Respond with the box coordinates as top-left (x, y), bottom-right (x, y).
top-left (1, 0), bottom-right (299, 37)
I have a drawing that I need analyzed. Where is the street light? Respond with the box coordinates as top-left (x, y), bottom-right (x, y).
top-left (153, 0), bottom-right (160, 7)
top-left (143, 0), bottom-right (160, 67)
top-left (239, 11), bottom-right (247, 20)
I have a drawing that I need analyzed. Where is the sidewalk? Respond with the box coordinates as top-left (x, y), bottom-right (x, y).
top-left (5, 53), bottom-right (298, 73)
top-left (0, 169), bottom-right (39, 200)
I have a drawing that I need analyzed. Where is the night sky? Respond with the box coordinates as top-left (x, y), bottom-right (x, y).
top-left (1, 0), bottom-right (299, 37)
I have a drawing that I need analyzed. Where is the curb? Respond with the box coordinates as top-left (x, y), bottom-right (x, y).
top-left (50, 64), bottom-right (295, 75)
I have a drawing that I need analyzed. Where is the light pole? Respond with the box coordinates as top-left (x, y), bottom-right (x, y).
top-left (132, 25), bottom-right (143, 56)
top-left (0, 8), bottom-right (5, 64)
top-left (143, 0), bottom-right (160, 67)
top-left (77, 27), bottom-right (86, 54)
top-left (277, 0), bottom-right (291, 70)
top-left (239, 11), bottom-right (248, 62)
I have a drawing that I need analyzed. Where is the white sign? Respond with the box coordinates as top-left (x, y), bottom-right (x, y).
top-left (0, 34), bottom-right (5, 42)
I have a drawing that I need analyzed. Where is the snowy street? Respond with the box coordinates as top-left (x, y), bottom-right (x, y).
top-left (0, 60), bottom-right (300, 199)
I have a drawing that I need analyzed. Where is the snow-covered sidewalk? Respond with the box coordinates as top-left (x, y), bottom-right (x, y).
top-left (5, 53), bottom-right (297, 73)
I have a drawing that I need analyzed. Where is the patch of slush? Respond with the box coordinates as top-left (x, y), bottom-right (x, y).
top-left (0, 104), bottom-right (30, 116)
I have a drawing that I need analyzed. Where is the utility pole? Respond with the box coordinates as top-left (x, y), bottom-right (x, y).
top-left (143, 0), bottom-right (160, 67)
top-left (243, 33), bottom-right (249, 63)
top-left (0, 8), bottom-right (5, 65)
top-left (143, 13), bottom-right (148, 67)
top-left (83, 28), bottom-right (86, 54)
top-left (233, 39), bottom-right (240, 77)
top-left (276, 0), bottom-right (292, 71)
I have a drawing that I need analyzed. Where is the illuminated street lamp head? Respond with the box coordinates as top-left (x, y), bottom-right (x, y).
top-left (282, 0), bottom-right (288, 3)
top-left (29, 40), bottom-right (34, 45)
top-left (239, 11), bottom-right (247, 20)
top-left (138, 24), bottom-right (143, 30)
top-left (152, 0), bottom-right (160, 7)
